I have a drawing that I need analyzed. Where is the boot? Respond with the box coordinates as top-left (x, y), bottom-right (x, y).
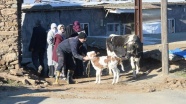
top-left (53, 71), bottom-right (60, 85)
top-left (61, 68), bottom-right (66, 80)
top-left (49, 65), bottom-right (55, 78)
top-left (48, 66), bottom-right (51, 77)
top-left (67, 70), bottom-right (76, 84)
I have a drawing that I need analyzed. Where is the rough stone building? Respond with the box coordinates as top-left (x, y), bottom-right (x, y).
top-left (0, 0), bottom-right (22, 72)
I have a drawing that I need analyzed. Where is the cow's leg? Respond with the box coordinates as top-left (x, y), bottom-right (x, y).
top-left (98, 70), bottom-right (102, 84)
top-left (95, 70), bottom-right (99, 84)
top-left (106, 48), bottom-right (114, 75)
top-left (115, 68), bottom-right (120, 83)
top-left (112, 69), bottom-right (116, 84)
top-left (109, 68), bottom-right (112, 75)
top-left (120, 60), bottom-right (125, 71)
top-left (109, 66), bottom-right (116, 84)
top-left (135, 58), bottom-right (140, 74)
top-left (130, 56), bottom-right (136, 78)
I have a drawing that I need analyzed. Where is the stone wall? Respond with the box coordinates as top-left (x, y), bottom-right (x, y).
top-left (0, 0), bottom-right (22, 71)
top-left (21, 9), bottom-right (107, 75)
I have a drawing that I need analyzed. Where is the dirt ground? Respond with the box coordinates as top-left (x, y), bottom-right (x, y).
top-left (47, 42), bottom-right (186, 93)
top-left (1, 42), bottom-right (186, 103)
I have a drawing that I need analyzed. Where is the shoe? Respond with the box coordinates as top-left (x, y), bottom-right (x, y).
top-left (61, 68), bottom-right (66, 80)
top-left (67, 70), bottom-right (76, 84)
top-left (48, 65), bottom-right (55, 78)
top-left (38, 65), bottom-right (43, 75)
top-left (53, 71), bottom-right (60, 85)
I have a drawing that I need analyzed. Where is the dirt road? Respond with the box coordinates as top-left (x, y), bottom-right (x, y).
top-left (1, 70), bottom-right (186, 104)
top-left (1, 81), bottom-right (186, 104)
top-left (1, 41), bottom-right (186, 104)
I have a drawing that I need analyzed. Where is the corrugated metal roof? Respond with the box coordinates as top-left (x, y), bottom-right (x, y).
top-left (103, 2), bottom-right (186, 9)
top-left (22, 1), bottom-right (186, 11)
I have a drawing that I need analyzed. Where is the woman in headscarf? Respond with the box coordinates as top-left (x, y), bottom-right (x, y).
top-left (73, 21), bottom-right (81, 33)
top-left (65, 21), bottom-right (82, 38)
top-left (47, 23), bottom-right (57, 77)
top-left (50, 24), bottom-right (65, 78)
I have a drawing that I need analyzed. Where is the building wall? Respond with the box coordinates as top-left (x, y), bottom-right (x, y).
top-left (0, 0), bottom-right (22, 71)
top-left (58, 9), bottom-right (106, 36)
top-left (168, 5), bottom-right (186, 33)
top-left (21, 9), bottom-right (105, 70)
top-left (142, 6), bottom-right (186, 34)
top-left (21, 8), bottom-right (134, 62)
top-left (21, 5), bottom-right (186, 64)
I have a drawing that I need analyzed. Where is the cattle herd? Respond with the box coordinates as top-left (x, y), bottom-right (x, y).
top-left (86, 34), bottom-right (143, 84)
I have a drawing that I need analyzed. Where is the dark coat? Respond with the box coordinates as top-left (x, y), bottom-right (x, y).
top-left (63, 24), bottom-right (87, 77)
top-left (65, 25), bottom-right (79, 39)
top-left (29, 25), bottom-right (47, 52)
top-left (52, 34), bottom-right (63, 62)
top-left (57, 36), bottom-right (84, 60)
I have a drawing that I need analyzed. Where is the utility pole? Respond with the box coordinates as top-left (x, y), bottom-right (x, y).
top-left (134, 0), bottom-right (142, 42)
top-left (134, 0), bottom-right (143, 68)
top-left (161, 0), bottom-right (169, 75)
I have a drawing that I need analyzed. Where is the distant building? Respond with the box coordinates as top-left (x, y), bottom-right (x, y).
top-left (21, 1), bottom-right (186, 54)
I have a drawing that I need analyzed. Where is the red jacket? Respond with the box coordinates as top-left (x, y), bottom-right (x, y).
top-left (52, 34), bottom-right (63, 62)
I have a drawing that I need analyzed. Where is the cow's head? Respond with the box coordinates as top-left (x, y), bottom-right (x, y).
top-left (125, 40), bottom-right (142, 59)
top-left (87, 51), bottom-right (97, 59)
top-left (123, 41), bottom-right (134, 59)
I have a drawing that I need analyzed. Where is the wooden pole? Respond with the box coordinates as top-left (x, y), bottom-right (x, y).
top-left (134, 0), bottom-right (143, 68)
top-left (134, 0), bottom-right (143, 42)
top-left (161, 0), bottom-right (169, 75)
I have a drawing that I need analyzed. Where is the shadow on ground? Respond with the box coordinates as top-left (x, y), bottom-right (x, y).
top-left (0, 85), bottom-right (66, 104)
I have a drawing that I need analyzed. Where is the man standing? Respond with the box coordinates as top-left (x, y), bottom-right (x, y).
top-left (54, 32), bottom-right (89, 84)
top-left (29, 20), bottom-right (47, 76)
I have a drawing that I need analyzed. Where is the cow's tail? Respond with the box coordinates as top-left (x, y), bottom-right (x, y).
top-left (119, 58), bottom-right (125, 71)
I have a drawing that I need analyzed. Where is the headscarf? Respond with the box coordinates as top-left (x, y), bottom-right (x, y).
top-left (65, 25), bottom-right (74, 39)
top-left (50, 23), bottom-right (57, 33)
top-left (57, 24), bottom-right (65, 39)
top-left (57, 24), bottom-right (63, 30)
top-left (51, 23), bottom-right (57, 29)
top-left (73, 21), bottom-right (81, 32)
